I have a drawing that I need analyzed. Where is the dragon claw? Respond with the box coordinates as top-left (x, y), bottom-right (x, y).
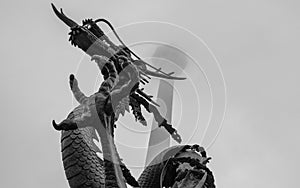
top-left (171, 131), bottom-right (182, 144)
top-left (159, 119), bottom-right (182, 143)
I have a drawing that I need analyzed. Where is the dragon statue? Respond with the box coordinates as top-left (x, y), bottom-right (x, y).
top-left (51, 3), bottom-right (216, 187)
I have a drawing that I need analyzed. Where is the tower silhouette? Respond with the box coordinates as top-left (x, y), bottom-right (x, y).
top-left (145, 45), bottom-right (187, 165)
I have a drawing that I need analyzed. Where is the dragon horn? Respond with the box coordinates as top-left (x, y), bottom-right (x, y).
top-left (51, 3), bottom-right (79, 28)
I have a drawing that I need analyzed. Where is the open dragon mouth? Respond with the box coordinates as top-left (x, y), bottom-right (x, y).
top-left (157, 145), bottom-right (215, 188)
top-left (172, 160), bottom-right (209, 188)
top-left (164, 157), bottom-right (212, 188)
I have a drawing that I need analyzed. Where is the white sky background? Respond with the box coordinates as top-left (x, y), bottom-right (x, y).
top-left (0, 0), bottom-right (299, 187)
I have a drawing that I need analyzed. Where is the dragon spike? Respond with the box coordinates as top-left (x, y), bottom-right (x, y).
top-left (143, 69), bottom-right (186, 80)
top-left (52, 119), bottom-right (78, 131)
top-left (136, 89), bottom-right (160, 107)
top-left (140, 79), bottom-right (146, 85)
top-left (133, 59), bottom-right (186, 80)
top-left (52, 120), bottom-right (62, 130)
top-left (51, 3), bottom-right (79, 28)
top-left (139, 72), bottom-right (151, 80)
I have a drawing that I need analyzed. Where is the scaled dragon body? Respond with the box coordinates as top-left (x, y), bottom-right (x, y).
top-left (53, 55), bottom-right (139, 187)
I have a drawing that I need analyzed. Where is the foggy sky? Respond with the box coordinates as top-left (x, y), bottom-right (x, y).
top-left (0, 0), bottom-right (299, 187)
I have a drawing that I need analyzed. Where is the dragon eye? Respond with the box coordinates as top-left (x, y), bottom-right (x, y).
top-left (84, 24), bottom-right (91, 29)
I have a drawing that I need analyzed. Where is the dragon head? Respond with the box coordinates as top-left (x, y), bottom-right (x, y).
top-left (51, 3), bottom-right (122, 58)
top-left (140, 145), bottom-right (215, 188)
top-left (163, 145), bottom-right (215, 188)
top-left (51, 3), bottom-right (187, 82)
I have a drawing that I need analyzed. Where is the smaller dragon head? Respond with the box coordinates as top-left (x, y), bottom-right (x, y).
top-left (163, 145), bottom-right (215, 188)
top-left (143, 145), bottom-right (215, 188)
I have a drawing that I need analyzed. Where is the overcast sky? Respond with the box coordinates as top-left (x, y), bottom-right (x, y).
top-left (0, 0), bottom-right (299, 187)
